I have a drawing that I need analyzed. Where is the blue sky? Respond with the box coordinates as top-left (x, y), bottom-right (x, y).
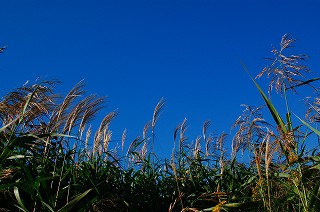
top-left (1, 0), bottom-right (320, 159)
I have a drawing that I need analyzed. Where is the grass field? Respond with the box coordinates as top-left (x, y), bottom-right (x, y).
top-left (1, 34), bottom-right (320, 211)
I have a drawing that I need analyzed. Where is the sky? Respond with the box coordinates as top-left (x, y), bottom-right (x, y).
top-left (1, 0), bottom-right (320, 159)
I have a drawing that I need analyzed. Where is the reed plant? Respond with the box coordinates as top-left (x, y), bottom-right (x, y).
top-left (0, 34), bottom-right (320, 211)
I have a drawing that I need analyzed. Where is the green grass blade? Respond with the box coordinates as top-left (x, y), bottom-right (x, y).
top-left (0, 117), bottom-right (19, 133)
top-left (14, 186), bottom-right (29, 212)
top-left (7, 155), bottom-right (32, 159)
top-left (20, 84), bottom-right (41, 123)
top-left (42, 201), bottom-right (55, 212)
top-left (242, 63), bottom-right (287, 134)
top-left (286, 112), bottom-right (293, 132)
top-left (295, 114), bottom-right (320, 136)
top-left (57, 188), bottom-right (92, 212)
top-left (308, 182), bottom-right (320, 209)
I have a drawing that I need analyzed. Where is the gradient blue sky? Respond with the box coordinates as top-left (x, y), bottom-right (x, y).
top-left (1, 0), bottom-right (320, 159)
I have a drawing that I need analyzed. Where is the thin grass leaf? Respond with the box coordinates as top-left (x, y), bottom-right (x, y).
top-left (309, 164), bottom-right (320, 170)
top-left (42, 201), bottom-right (55, 212)
top-left (309, 156), bottom-right (320, 162)
top-left (242, 63), bottom-right (287, 134)
top-left (14, 186), bottom-right (29, 212)
top-left (295, 114), bottom-right (320, 136)
top-left (0, 133), bottom-right (75, 162)
top-left (308, 182), bottom-right (320, 210)
top-left (7, 155), bottom-right (32, 159)
top-left (0, 116), bottom-right (19, 133)
top-left (57, 188), bottom-right (92, 212)
top-left (20, 84), bottom-right (42, 123)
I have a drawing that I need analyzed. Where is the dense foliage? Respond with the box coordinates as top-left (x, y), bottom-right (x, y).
top-left (1, 34), bottom-right (320, 211)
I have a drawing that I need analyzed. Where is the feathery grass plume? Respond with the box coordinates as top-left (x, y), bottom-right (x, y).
top-left (85, 125), bottom-right (91, 151)
top-left (152, 98), bottom-right (165, 131)
top-left (0, 80), bottom-right (58, 132)
top-left (280, 130), bottom-right (296, 153)
top-left (263, 130), bottom-right (279, 211)
top-left (193, 136), bottom-right (201, 159)
top-left (126, 136), bottom-right (143, 166)
top-left (179, 118), bottom-right (188, 152)
top-left (202, 120), bottom-right (211, 143)
top-left (143, 121), bottom-right (150, 140)
top-left (216, 132), bottom-right (227, 175)
top-left (231, 104), bottom-right (269, 158)
top-left (256, 33), bottom-right (311, 95)
top-left (78, 95), bottom-right (105, 134)
top-left (126, 136), bottom-right (140, 156)
top-left (62, 97), bottom-right (89, 134)
top-left (151, 98), bottom-right (165, 143)
top-left (121, 128), bottom-right (127, 152)
top-left (305, 96), bottom-right (320, 123)
top-left (103, 129), bottom-right (112, 152)
top-left (216, 132), bottom-right (227, 152)
top-left (93, 111), bottom-right (117, 155)
top-left (62, 94), bottom-right (105, 138)
top-left (173, 124), bottom-right (180, 151)
top-left (264, 130), bottom-right (279, 173)
top-left (140, 140), bottom-right (148, 161)
top-left (205, 134), bottom-right (213, 156)
top-left (141, 121), bottom-right (152, 159)
top-left (47, 80), bottom-right (86, 134)
top-left (253, 143), bottom-right (263, 180)
top-left (0, 80), bottom-right (60, 160)
top-left (0, 168), bottom-right (16, 180)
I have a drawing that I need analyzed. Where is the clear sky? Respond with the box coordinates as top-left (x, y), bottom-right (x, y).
top-left (1, 0), bottom-right (320, 159)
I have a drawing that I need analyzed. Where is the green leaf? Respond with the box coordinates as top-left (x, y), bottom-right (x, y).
top-left (286, 112), bottom-right (293, 132)
top-left (7, 155), bottom-right (32, 160)
top-left (14, 186), bottom-right (29, 212)
top-left (242, 63), bottom-right (287, 134)
top-left (0, 117), bottom-right (19, 133)
top-left (20, 84), bottom-right (42, 123)
top-left (0, 182), bottom-right (19, 190)
top-left (308, 182), bottom-right (320, 210)
top-left (309, 156), bottom-right (320, 162)
top-left (42, 202), bottom-right (55, 212)
top-left (57, 188), bottom-right (92, 212)
top-left (310, 164), bottom-right (320, 170)
top-left (295, 114), bottom-right (320, 136)
top-left (0, 133), bottom-right (75, 162)
top-left (274, 172), bottom-right (291, 178)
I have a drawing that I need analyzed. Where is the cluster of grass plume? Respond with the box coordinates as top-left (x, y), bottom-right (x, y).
top-left (1, 34), bottom-right (320, 211)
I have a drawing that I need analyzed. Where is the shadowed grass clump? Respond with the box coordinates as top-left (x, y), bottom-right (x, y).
top-left (1, 34), bottom-right (320, 211)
